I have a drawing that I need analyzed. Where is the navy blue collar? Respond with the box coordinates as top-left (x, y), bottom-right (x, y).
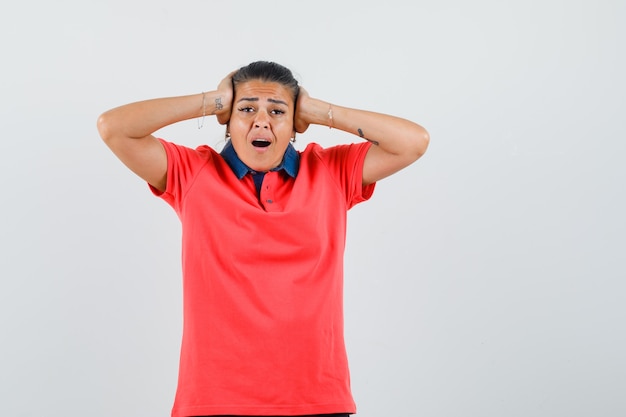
top-left (220, 140), bottom-right (300, 179)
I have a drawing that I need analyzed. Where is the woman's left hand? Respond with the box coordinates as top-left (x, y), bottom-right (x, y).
top-left (294, 87), bottom-right (312, 134)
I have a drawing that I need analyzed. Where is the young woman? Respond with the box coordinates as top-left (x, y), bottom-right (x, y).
top-left (97, 61), bottom-right (429, 417)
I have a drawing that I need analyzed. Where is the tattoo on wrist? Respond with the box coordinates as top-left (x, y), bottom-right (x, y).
top-left (215, 97), bottom-right (223, 111)
top-left (358, 128), bottom-right (380, 146)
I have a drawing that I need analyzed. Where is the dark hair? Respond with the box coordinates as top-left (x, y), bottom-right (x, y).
top-left (232, 61), bottom-right (299, 105)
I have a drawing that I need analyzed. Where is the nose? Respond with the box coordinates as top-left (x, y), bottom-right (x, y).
top-left (254, 110), bottom-right (270, 129)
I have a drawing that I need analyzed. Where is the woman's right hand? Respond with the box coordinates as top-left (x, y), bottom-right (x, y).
top-left (215, 71), bottom-right (236, 125)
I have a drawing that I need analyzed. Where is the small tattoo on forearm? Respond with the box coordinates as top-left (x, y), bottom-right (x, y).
top-left (215, 97), bottom-right (223, 111)
top-left (358, 128), bottom-right (379, 146)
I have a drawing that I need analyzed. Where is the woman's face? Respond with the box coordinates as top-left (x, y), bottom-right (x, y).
top-left (228, 80), bottom-right (296, 172)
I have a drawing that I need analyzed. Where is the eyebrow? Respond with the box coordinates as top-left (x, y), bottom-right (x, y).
top-left (237, 97), bottom-right (289, 106)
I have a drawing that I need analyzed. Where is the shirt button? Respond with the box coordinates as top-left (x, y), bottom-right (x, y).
top-left (266, 199), bottom-right (273, 204)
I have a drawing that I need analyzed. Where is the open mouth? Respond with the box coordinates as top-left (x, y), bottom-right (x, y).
top-left (252, 139), bottom-right (271, 148)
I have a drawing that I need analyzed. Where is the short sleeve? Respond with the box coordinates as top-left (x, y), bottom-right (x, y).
top-left (149, 138), bottom-right (213, 211)
top-left (313, 141), bottom-right (376, 209)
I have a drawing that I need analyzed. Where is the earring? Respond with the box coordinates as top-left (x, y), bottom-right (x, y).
top-left (290, 133), bottom-right (296, 143)
top-left (225, 129), bottom-right (231, 140)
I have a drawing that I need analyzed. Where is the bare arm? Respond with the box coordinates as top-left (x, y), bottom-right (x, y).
top-left (97, 76), bottom-right (233, 191)
top-left (295, 89), bottom-right (429, 186)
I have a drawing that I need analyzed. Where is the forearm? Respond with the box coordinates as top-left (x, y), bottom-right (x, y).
top-left (302, 97), bottom-right (429, 157)
top-left (97, 91), bottom-right (224, 141)
top-left (332, 105), bottom-right (428, 155)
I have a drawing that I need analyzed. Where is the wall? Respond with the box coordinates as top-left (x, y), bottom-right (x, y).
top-left (1, 1), bottom-right (624, 416)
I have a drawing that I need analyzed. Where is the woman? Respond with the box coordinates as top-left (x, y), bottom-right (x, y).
top-left (97, 61), bottom-right (429, 417)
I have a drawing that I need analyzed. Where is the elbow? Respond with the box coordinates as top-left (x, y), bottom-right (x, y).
top-left (96, 112), bottom-right (111, 143)
top-left (96, 111), bottom-right (118, 145)
top-left (409, 126), bottom-right (430, 162)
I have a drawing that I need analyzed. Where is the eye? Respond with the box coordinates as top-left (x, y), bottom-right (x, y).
top-left (238, 106), bottom-right (255, 113)
top-left (271, 109), bottom-right (285, 115)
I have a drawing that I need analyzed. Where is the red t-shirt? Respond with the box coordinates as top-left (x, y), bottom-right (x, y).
top-left (153, 139), bottom-right (375, 417)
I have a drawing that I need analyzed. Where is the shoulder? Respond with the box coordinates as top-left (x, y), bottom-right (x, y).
top-left (300, 141), bottom-right (372, 165)
top-left (158, 138), bottom-right (215, 156)
top-left (299, 141), bottom-right (375, 207)
top-left (158, 138), bottom-right (218, 165)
